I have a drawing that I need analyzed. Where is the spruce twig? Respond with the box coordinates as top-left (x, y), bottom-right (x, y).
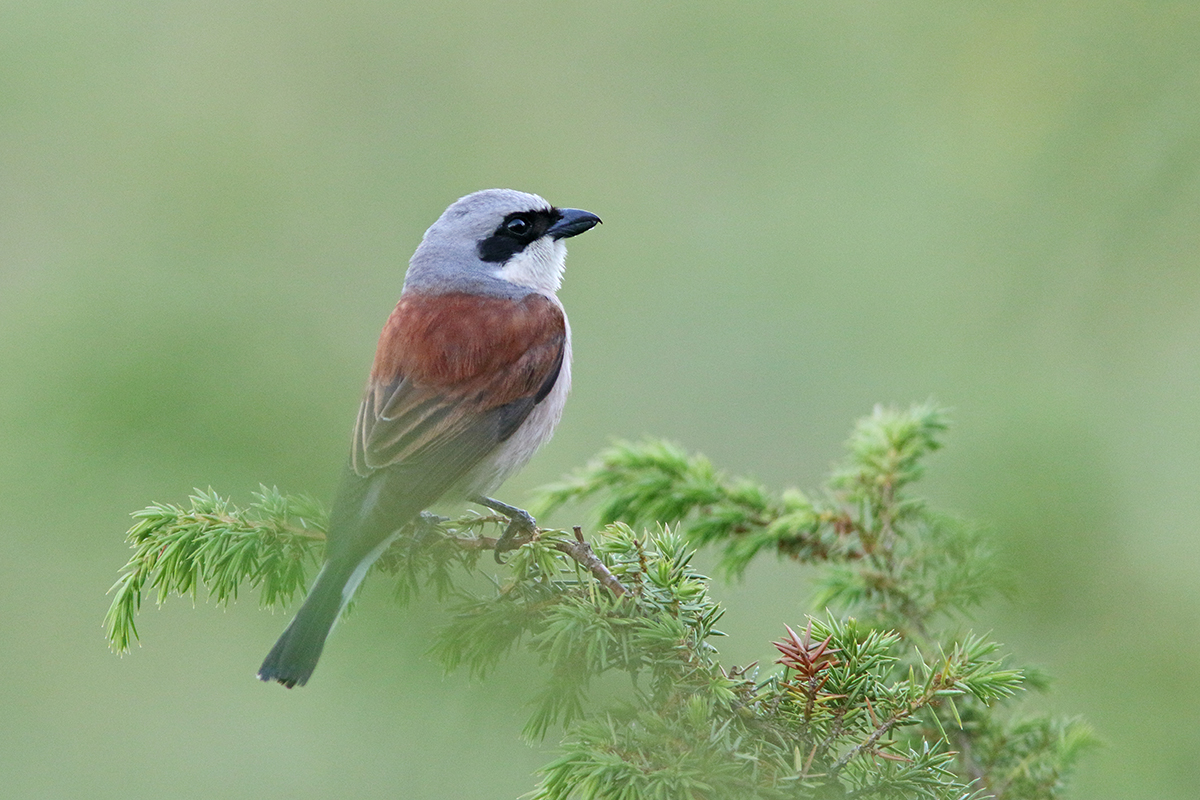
top-left (104, 403), bottom-right (1093, 800)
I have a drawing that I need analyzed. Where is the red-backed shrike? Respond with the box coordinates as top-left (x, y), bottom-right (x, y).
top-left (258, 189), bottom-right (600, 687)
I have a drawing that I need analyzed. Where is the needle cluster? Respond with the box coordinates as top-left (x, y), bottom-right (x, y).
top-left (105, 402), bottom-right (1095, 799)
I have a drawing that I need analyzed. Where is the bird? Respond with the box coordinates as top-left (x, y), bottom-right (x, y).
top-left (257, 189), bottom-right (600, 688)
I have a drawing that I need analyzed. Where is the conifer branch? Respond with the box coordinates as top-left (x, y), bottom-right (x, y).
top-left (551, 526), bottom-right (627, 597)
top-left (105, 402), bottom-right (1093, 799)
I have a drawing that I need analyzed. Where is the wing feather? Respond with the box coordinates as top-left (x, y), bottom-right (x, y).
top-left (324, 291), bottom-right (566, 567)
top-left (339, 291), bottom-right (565, 530)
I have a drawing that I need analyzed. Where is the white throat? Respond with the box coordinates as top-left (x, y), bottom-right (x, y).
top-left (496, 238), bottom-right (568, 295)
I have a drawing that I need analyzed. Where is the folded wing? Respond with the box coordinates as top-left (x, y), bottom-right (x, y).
top-left (326, 291), bottom-right (566, 565)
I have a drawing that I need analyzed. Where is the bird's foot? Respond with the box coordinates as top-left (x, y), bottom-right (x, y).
top-left (472, 495), bottom-right (537, 563)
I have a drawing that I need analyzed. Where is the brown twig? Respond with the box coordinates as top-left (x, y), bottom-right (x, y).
top-left (830, 710), bottom-right (905, 775)
top-left (829, 682), bottom-right (944, 777)
top-left (440, 520), bottom-right (628, 597)
top-left (552, 526), bottom-right (628, 597)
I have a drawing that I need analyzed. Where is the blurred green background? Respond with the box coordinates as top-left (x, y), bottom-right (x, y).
top-left (2, 2), bottom-right (1197, 797)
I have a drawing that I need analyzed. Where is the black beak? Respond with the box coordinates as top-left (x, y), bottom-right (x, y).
top-left (548, 208), bottom-right (602, 240)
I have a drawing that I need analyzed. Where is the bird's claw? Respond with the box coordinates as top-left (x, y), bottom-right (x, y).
top-left (494, 515), bottom-right (537, 564)
top-left (472, 495), bottom-right (537, 563)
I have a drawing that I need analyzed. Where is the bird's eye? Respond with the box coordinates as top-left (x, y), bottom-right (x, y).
top-left (504, 215), bottom-right (532, 236)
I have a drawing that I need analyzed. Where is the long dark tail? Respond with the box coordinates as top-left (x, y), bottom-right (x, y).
top-left (257, 563), bottom-right (350, 688)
